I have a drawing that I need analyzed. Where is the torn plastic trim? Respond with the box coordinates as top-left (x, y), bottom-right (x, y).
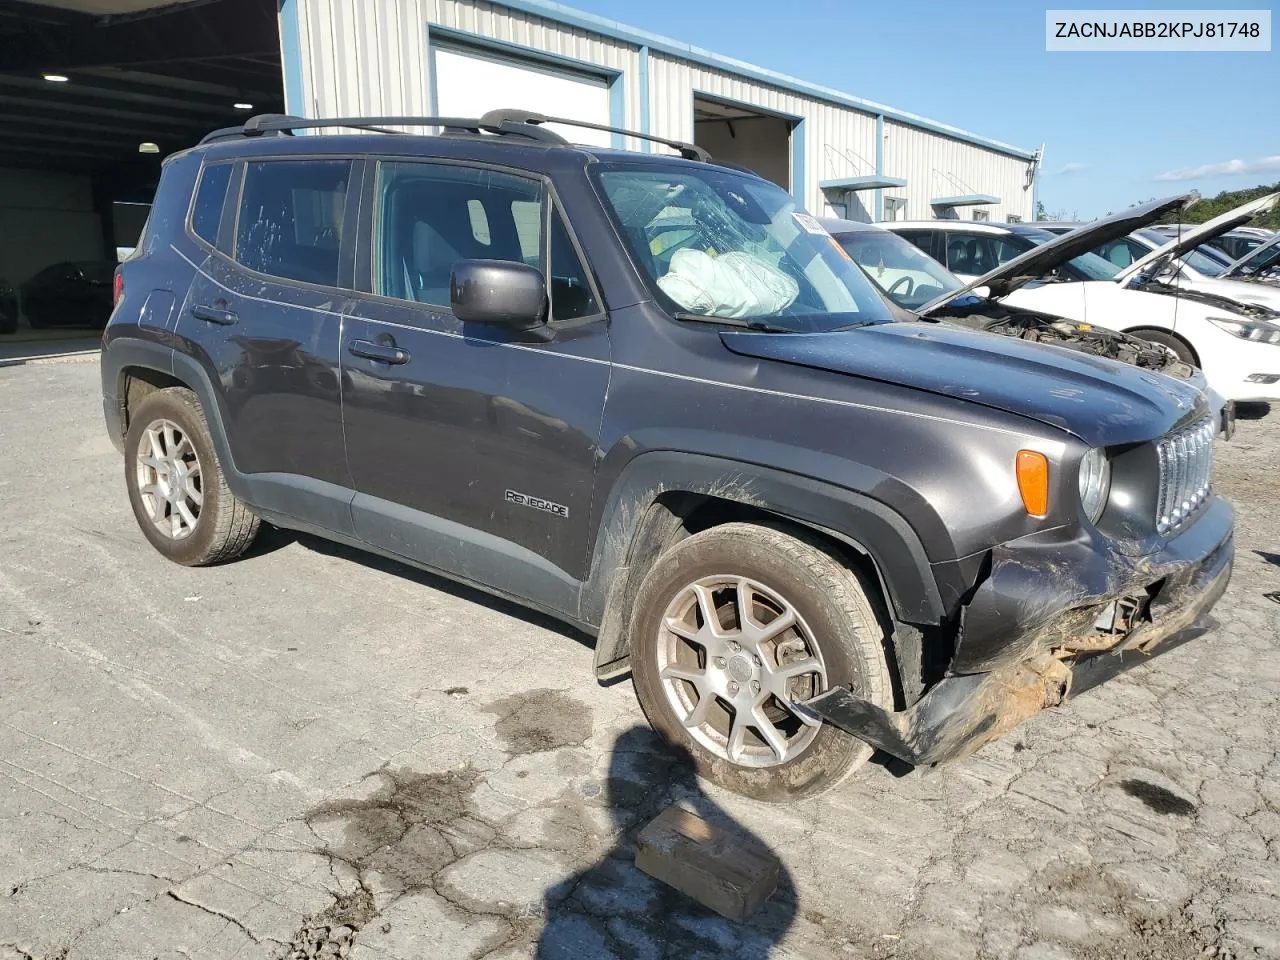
top-left (797, 530), bottom-right (1232, 767)
top-left (951, 496), bottom-right (1232, 676)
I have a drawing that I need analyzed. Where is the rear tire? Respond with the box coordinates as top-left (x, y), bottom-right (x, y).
top-left (629, 522), bottom-right (894, 802)
top-left (124, 387), bottom-right (259, 566)
top-left (1129, 328), bottom-right (1198, 366)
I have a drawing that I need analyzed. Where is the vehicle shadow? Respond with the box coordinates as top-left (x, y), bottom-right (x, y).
top-left (1235, 401), bottom-right (1271, 421)
top-left (1256, 550), bottom-right (1280, 568)
top-left (248, 524), bottom-right (596, 651)
top-left (535, 725), bottom-right (796, 959)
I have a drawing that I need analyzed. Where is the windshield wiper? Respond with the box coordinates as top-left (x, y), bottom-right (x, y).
top-left (828, 318), bottom-right (883, 331)
top-left (672, 311), bottom-right (794, 333)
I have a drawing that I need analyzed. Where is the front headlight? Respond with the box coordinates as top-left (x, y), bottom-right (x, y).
top-left (1079, 447), bottom-right (1111, 523)
top-left (1207, 316), bottom-right (1280, 344)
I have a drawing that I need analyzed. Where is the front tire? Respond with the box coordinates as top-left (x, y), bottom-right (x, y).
top-left (629, 522), bottom-right (894, 802)
top-left (1130, 328), bottom-right (1198, 366)
top-left (124, 387), bottom-right (259, 566)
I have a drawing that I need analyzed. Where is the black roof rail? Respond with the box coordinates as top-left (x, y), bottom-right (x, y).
top-left (212, 112), bottom-right (566, 146)
top-left (197, 123), bottom-right (284, 146)
top-left (707, 159), bottom-right (769, 179)
top-left (196, 110), bottom-right (711, 161)
top-left (477, 109), bottom-right (710, 161)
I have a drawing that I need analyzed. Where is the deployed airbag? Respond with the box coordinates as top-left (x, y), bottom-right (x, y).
top-left (657, 248), bottom-right (798, 318)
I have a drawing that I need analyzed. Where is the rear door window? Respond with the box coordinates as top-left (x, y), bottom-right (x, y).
top-left (943, 232), bottom-right (1024, 276)
top-left (896, 230), bottom-right (936, 259)
top-left (234, 159), bottom-right (352, 287)
top-left (1093, 237), bottom-right (1147, 270)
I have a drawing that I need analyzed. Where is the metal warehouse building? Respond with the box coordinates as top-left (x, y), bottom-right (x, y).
top-left (0, 0), bottom-right (1040, 338)
top-left (280, 0), bottom-right (1042, 224)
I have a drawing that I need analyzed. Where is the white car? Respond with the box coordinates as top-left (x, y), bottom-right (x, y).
top-left (1150, 222), bottom-right (1276, 263)
top-left (1043, 196), bottom-right (1280, 313)
top-left (889, 200), bottom-right (1280, 404)
top-left (1115, 195), bottom-right (1280, 312)
top-left (827, 214), bottom-right (1230, 434)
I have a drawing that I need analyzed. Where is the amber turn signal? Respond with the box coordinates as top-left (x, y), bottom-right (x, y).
top-left (1016, 450), bottom-right (1050, 517)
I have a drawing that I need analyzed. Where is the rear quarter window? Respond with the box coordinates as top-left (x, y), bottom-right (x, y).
top-left (190, 163), bottom-right (233, 247)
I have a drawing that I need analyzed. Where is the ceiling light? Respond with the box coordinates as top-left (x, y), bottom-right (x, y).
top-left (138, 142), bottom-right (160, 154)
top-left (43, 73), bottom-right (69, 83)
top-left (234, 102), bottom-right (253, 110)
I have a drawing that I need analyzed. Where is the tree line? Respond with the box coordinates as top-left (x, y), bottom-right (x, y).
top-left (1036, 183), bottom-right (1280, 228)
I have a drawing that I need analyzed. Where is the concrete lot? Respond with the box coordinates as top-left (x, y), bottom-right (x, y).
top-left (0, 334), bottom-right (102, 369)
top-left (2, 358), bottom-right (1279, 960)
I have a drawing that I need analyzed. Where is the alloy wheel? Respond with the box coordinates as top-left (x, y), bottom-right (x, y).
top-left (655, 575), bottom-right (828, 767)
top-left (135, 418), bottom-right (203, 540)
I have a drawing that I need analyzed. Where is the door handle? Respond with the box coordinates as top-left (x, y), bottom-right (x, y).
top-left (348, 338), bottom-right (410, 365)
top-left (191, 303), bottom-right (238, 325)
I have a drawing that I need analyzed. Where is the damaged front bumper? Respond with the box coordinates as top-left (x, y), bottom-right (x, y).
top-left (799, 497), bottom-right (1234, 767)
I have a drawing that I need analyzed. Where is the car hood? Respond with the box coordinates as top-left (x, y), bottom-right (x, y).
top-left (918, 194), bottom-right (1197, 314)
top-left (719, 321), bottom-right (1204, 446)
top-left (1116, 192), bottom-right (1280, 284)
top-left (1131, 277), bottom-right (1280, 321)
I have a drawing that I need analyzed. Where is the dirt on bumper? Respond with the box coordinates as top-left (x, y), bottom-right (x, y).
top-left (798, 499), bottom-right (1234, 767)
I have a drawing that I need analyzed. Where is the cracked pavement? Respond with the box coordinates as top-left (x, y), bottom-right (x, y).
top-left (2, 361), bottom-right (1280, 959)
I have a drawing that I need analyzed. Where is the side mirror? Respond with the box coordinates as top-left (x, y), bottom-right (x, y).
top-left (450, 259), bottom-right (549, 337)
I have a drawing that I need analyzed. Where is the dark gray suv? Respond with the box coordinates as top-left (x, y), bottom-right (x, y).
top-left (101, 112), bottom-right (1233, 801)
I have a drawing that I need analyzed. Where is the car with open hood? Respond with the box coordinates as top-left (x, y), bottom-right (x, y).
top-left (823, 215), bottom-right (1202, 384)
top-left (1222, 232), bottom-right (1280, 287)
top-left (1150, 223), bottom-right (1275, 263)
top-left (1109, 195), bottom-right (1280, 313)
top-left (101, 110), bottom-right (1232, 801)
top-left (1040, 222), bottom-right (1240, 280)
top-left (891, 198), bottom-right (1280, 405)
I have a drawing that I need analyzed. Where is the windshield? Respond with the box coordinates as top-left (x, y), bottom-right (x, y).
top-left (1014, 231), bottom-right (1122, 280)
top-left (596, 166), bottom-right (893, 331)
top-left (1136, 229), bottom-right (1228, 277)
top-left (1185, 246), bottom-right (1229, 276)
top-left (1236, 241), bottom-right (1280, 280)
top-left (836, 229), bottom-right (962, 309)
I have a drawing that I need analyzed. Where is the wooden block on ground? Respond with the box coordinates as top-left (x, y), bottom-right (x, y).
top-left (635, 805), bottom-right (780, 920)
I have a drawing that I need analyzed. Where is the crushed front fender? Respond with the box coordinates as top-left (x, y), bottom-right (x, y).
top-left (798, 502), bottom-right (1233, 768)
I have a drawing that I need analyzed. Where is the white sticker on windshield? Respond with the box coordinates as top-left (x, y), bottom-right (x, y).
top-left (792, 212), bottom-right (828, 235)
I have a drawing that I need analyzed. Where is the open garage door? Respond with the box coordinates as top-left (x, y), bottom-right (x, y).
top-left (693, 96), bottom-right (794, 192)
top-left (0, 0), bottom-right (282, 339)
top-left (430, 43), bottom-right (613, 148)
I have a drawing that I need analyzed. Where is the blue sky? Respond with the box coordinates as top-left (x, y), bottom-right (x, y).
top-left (571, 0), bottom-right (1278, 218)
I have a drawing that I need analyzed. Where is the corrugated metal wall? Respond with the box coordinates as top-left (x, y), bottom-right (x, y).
top-left (292, 0), bottom-right (640, 132)
top-left (646, 53), bottom-right (878, 215)
top-left (288, 0), bottom-right (1033, 221)
top-left (882, 121), bottom-right (1033, 223)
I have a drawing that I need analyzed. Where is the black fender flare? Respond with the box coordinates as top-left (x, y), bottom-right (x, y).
top-left (105, 336), bottom-right (360, 543)
top-left (104, 337), bottom-right (246, 499)
top-left (581, 451), bottom-right (945, 677)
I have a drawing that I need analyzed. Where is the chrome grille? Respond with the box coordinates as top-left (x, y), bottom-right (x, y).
top-left (1155, 418), bottom-right (1215, 534)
